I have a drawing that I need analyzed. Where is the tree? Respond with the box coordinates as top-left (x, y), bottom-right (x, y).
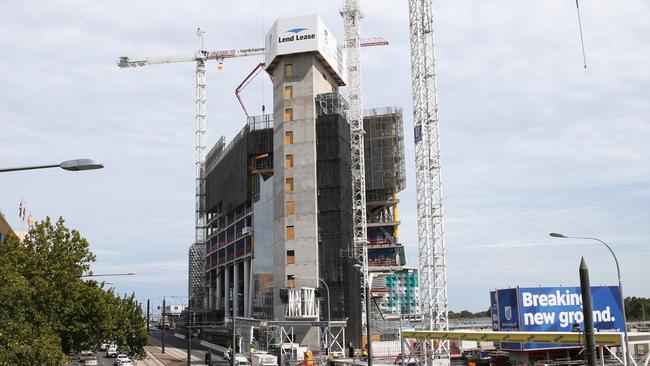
top-left (0, 217), bottom-right (147, 365)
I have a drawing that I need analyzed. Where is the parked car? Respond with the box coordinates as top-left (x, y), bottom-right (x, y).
top-left (100, 342), bottom-right (109, 351)
top-left (120, 361), bottom-right (134, 366)
top-left (84, 356), bottom-right (98, 366)
top-left (106, 344), bottom-right (118, 357)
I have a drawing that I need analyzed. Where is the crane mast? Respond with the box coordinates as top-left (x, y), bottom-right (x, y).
top-left (117, 30), bottom-right (265, 307)
top-left (191, 29), bottom-right (208, 307)
top-left (341, 0), bottom-right (369, 337)
top-left (408, 0), bottom-right (449, 363)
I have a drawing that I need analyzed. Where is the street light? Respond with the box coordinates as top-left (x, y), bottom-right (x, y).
top-left (81, 272), bottom-right (137, 278)
top-left (549, 233), bottom-right (631, 366)
top-left (0, 158), bottom-right (104, 173)
top-left (291, 275), bottom-right (331, 356)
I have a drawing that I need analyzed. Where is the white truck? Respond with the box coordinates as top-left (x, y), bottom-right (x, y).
top-left (234, 355), bottom-right (251, 366)
top-left (251, 352), bottom-right (278, 366)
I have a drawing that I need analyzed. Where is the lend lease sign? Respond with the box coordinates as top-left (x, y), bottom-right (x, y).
top-left (279, 28), bottom-right (316, 43)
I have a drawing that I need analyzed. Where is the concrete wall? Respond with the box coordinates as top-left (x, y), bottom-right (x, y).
top-left (270, 53), bottom-right (339, 346)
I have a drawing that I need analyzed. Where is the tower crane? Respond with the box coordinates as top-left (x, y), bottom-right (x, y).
top-left (408, 0), bottom-right (449, 365)
top-left (117, 29), bottom-right (265, 306)
top-left (341, 0), bottom-right (371, 345)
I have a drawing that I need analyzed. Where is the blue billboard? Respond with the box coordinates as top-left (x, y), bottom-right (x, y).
top-left (489, 286), bottom-right (623, 350)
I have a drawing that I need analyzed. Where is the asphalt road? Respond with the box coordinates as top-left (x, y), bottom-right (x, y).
top-left (70, 350), bottom-right (130, 366)
top-left (148, 328), bottom-right (227, 363)
top-left (68, 329), bottom-right (227, 365)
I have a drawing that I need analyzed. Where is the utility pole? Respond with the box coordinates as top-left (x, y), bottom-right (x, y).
top-left (162, 297), bottom-right (166, 354)
top-left (187, 302), bottom-right (192, 366)
top-left (580, 257), bottom-right (597, 366)
top-left (147, 299), bottom-right (150, 334)
top-left (365, 283), bottom-right (373, 366)
top-left (231, 312), bottom-right (236, 366)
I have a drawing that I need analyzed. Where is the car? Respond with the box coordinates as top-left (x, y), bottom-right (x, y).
top-left (223, 348), bottom-right (232, 360)
top-left (106, 344), bottom-right (118, 357)
top-left (120, 361), bottom-right (134, 366)
top-left (79, 351), bottom-right (93, 362)
top-left (100, 342), bottom-right (109, 351)
top-left (114, 354), bottom-right (130, 366)
top-left (84, 356), bottom-right (98, 366)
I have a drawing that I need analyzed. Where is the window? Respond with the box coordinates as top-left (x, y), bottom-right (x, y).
top-left (286, 226), bottom-right (295, 240)
top-left (287, 275), bottom-right (295, 288)
top-left (284, 108), bottom-right (293, 122)
top-left (284, 85), bottom-right (293, 100)
top-left (285, 178), bottom-right (294, 192)
top-left (286, 201), bottom-right (295, 216)
top-left (286, 250), bottom-right (295, 264)
top-left (284, 131), bottom-right (294, 144)
top-left (285, 64), bottom-right (293, 78)
top-left (285, 154), bottom-right (294, 168)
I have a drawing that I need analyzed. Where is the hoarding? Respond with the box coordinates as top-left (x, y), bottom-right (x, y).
top-left (490, 286), bottom-right (623, 350)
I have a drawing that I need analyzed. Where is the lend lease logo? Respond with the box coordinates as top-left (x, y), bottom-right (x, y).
top-left (279, 27), bottom-right (316, 43)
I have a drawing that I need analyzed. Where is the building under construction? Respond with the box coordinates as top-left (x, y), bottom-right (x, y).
top-left (199, 15), bottom-right (406, 349)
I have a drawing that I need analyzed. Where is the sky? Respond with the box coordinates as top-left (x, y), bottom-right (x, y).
top-left (1, 0), bottom-right (648, 312)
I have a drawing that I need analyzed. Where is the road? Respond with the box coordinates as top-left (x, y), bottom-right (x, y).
top-left (69, 329), bottom-right (227, 365)
top-left (70, 351), bottom-right (128, 366)
top-left (148, 328), bottom-right (227, 363)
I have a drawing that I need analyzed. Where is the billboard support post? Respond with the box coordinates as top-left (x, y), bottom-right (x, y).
top-left (579, 257), bottom-right (598, 366)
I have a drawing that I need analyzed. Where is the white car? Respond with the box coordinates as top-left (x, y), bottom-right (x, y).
top-left (106, 344), bottom-right (118, 357)
top-left (114, 354), bottom-right (130, 365)
top-left (120, 361), bottom-right (134, 366)
top-left (84, 356), bottom-right (98, 366)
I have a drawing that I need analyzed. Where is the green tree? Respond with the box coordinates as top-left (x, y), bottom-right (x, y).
top-left (0, 217), bottom-right (147, 365)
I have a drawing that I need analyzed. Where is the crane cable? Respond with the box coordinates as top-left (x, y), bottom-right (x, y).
top-left (576, 0), bottom-right (587, 69)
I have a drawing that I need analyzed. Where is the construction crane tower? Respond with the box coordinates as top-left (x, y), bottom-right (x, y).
top-left (408, 0), bottom-right (450, 364)
top-left (117, 30), bottom-right (265, 306)
top-left (341, 0), bottom-right (370, 339)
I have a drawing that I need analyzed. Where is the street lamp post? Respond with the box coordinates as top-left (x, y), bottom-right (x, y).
top-left (549, 233), bottom-right (631, 366)
top-left (0, 158), bottom-right (104, 173)
top-left (292, 275), bottom-right (331, 356)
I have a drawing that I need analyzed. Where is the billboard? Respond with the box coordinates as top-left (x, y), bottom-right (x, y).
top-left (265, 15), bottom-right (346, 85)
top-left (490, 286), bottom-right (623, 350)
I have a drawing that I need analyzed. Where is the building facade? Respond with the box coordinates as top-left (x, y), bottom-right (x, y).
top-left (202, 15), bottom-right (406, 348)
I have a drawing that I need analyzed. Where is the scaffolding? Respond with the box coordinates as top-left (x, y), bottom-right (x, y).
top-left (316, 92), bottom-right (349, 117)
top-left (364, 107), bottom-right (406, 193)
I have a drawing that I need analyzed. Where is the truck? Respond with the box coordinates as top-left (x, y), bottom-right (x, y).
top-left (234, 355), bottom-right (251, 366)
top-left (251, 352), bottom-right (278, 366)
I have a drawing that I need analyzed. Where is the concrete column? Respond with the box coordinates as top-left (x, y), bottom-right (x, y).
top-left (233, 261), bottom-right (240, 317)
top-left (216, 271), bottom-right (222, 310)
top-left (243, 259), bottom-right (250, 317)
top-left (224, 266), bottom-right (230, 317)
top-left (248, 259), bottom-right (254, 318)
